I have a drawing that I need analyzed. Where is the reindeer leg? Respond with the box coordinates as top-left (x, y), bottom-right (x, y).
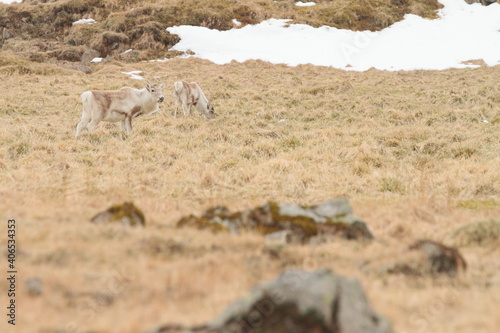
top-left (86, 118), bottom-right (102, 134)
top-left (75, 115), bottom-right (91, 138)
top-left (124, 116), bottom-right (132, 134)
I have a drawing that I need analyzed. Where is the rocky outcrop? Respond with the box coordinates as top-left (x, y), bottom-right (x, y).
top-left (152, 269), bottom-right (394, 333)
top-left (176, 198), bottom-right (374, 243)
top-left (91, 202), bottom-right (145, 226)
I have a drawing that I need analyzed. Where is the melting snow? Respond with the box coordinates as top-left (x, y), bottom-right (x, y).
top-left (167, 0), bottom-right (500, 71)
top-left (295, 2), bottom-right (316, 6)
top-left (121, 71), bottom-right (145, 80)
top-left (72, 18), bottom-right (97, 26)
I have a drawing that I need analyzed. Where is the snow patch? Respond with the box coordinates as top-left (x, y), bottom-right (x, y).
top-left (295, 2), bottom-right (316, 6)
top-left (122, 71), bottom-right (144, 80)
top-left (232, 19), bottom-right (242, 26)
top-left (91, 57), bottom-right (103, 63)
top-left (0, 0), bottom-right (23, 4)
top-left (72, 18), bottom-right (96, 26)
top-left (166, 0), bottom-right (500, 71)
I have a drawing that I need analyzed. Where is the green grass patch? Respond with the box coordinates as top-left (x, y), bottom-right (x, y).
top-left (455, 199), bottom-right (499, 210)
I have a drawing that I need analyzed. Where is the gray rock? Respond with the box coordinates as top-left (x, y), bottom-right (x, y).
top-left (464, 0), bottom-right (496, 5)
top-left (66, 66), bottom-right (92, 74)
top-left (312, 197), bottom-right (353, 220)
top-left (177, 198), bottom-right (374, 242)
top-left (265, 230), bottom-right (293, 245)
top-left (205, 269), bottom-right (394, 333)
top-left (2, 28), bottom-right (12, 40)
top-left (81, 49), bottom-right (100, 64)
top-left (278, 203), bottom-right (326, 223)
top-left (76, 66), bottom-right (92, 74)
top-left (25, 277), bottom-right (43, 296)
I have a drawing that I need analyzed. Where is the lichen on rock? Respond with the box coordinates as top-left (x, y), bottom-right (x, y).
top-left (175, 198), bottom-right (374, 243)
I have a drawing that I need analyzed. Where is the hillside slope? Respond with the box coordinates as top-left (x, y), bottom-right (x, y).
top-left (0, 0), bottom-right (443, 62)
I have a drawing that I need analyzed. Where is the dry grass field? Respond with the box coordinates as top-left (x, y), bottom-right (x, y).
top-left (0, 54), bottom-right (499, 333)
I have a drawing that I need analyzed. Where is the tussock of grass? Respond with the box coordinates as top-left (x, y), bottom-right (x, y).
top-left (456, 199), bottom-right (499, 210)
top-left (451, 219), bottom-right (500, 246)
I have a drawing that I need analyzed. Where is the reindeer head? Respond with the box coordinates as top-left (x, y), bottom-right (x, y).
top-left (205, 102), bottom-right (216, 119)
top-left (145, 83), bottom-right (165, 103)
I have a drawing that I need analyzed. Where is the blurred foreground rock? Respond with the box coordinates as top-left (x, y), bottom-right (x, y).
top-left (91, 202), bottom-right (145, 226)
top-left (176, 198), bottom-right (373, 243)
top-left (152, 269), bottom-right (394, 333)
top-left (363, 240), bottom-right (467, 277)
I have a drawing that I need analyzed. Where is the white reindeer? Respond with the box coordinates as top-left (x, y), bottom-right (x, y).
top-left (75, 83), bottom-right (165, 137)
top-left (173, 81), bottom-right (215, 119)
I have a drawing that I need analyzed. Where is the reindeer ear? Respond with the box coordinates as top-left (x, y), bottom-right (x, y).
top-left (145, 83), bottom-right (151, 91)
top-left (160, 83), bottom-right (165, 88)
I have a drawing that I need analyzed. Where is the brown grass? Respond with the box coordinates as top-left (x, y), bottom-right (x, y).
top-left (0, 57), bottom-right (499, 333)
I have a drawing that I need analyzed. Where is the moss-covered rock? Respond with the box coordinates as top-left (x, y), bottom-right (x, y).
top-left (175, 198), bottom-right (373, 243)
top-left (91, 201), bottom-right (145, 226)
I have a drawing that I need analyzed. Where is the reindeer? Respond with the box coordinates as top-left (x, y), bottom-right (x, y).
top-left (75, 82), bottom-right (165, 137)
top-left (173, 81), bottom-right (215, 119)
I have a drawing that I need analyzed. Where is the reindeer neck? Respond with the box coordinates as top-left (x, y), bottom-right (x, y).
top-left (137, 88), bottom-right (157, 111)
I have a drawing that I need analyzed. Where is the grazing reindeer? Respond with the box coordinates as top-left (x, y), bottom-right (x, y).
top-left (75, 83), bottom-right (165, 137)
top-left (173, 81), bottom-right (215, 119)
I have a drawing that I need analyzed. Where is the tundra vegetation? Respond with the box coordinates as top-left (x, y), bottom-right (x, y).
top-left (0, 55), bottom-right (498, 333)
top-left (0, 1), bottom-right (499, 333)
